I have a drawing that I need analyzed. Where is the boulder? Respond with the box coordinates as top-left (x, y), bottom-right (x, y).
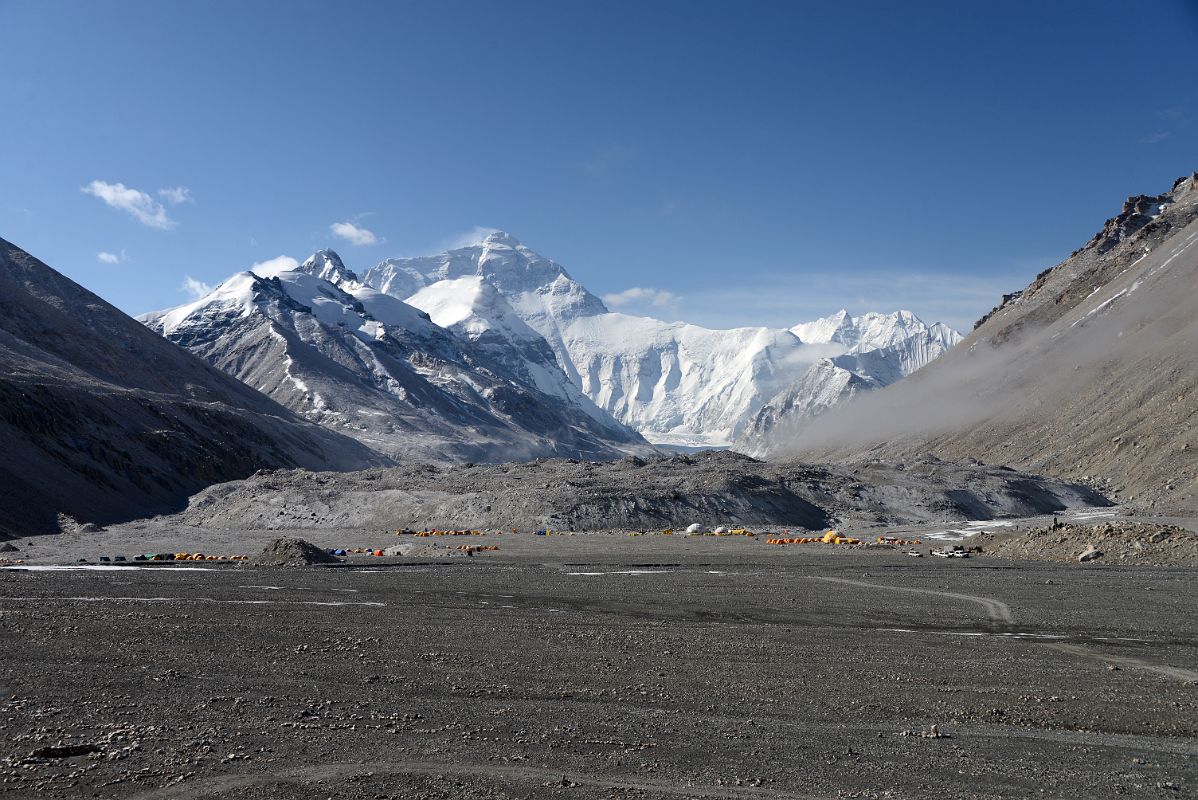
top-left (1078, 546), bottom-right (1103, 563)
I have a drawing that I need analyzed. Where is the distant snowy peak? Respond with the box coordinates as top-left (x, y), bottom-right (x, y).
top-left (792, 309), bottom-right (962, 352)
top-left (362, 230), bottom-right (608, 323)
top-left (790, 309), bottom-right (852, 345)
top-left (150, 258), bottom-right (438, 346)
top-left (737, 308), bottom-right (964, 455)
top-left (298, 249), bottom-right (361, 289)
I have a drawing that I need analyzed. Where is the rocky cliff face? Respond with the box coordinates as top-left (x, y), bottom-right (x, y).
top-left (0, 237), bottom-right (384, 538)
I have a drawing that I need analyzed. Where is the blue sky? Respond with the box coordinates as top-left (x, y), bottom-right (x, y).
top-left (2, 0), bottom-right (1196, 332)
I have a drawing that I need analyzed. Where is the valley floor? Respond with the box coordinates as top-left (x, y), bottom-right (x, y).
top-left (1, 532), bottom-right (1196, 799)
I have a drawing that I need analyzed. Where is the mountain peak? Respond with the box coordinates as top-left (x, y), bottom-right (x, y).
top-left (482, 229), bottom-right (516, 245)
top-left (300, 249), bottom-right (359, 287)
top-left (442, 229), bottom-right (522, 252)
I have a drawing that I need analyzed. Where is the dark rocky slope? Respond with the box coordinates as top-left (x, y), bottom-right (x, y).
top-left (0, 237), bottom-right (383, 538)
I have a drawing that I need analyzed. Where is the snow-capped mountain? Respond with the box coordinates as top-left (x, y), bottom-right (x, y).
top-left (792, 308), bottom-right (960, 354)
top-left (364, 231), bottom-right (606, 371)
top-left (362, 231), bottom-right (962, 448)
top-left (737, 312), bottom-right (963, 455)
top-left (141, 250), bottom-right (650, 463)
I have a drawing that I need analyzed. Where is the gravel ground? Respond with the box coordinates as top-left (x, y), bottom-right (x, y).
top-left (1, 535), bottom-right (1196, 799)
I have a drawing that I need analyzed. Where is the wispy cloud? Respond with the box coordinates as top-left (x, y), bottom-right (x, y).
top-left (96, 249), bottom-right (126, 264)
top-left (441, 226), bottom-right (500, 251)
top-left (179, 276), bottom-right (212, 299)
top-left (602, 286), bottom-right (682, 314)
top-left (158, 186), bottom-right (193, 205)
top-left (330, 221), bottom-right (379, 246)
top-left (248, 255), bottom-right (299, 277)
top-left (583, 144), bottom-right (638, 176)
top-left (82, 180), bottom-right (177, 229)
top-left (1138, 131), bottom-right (1172, 145)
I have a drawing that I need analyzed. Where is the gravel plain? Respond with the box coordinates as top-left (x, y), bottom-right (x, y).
top-left (1, 526), bottom-right (1196, 800)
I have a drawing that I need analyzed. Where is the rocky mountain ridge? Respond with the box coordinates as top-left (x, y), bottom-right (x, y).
top-left (142, 252), bottom-right (650, 463)
top-left (0, 237), bottom-right (382, 537)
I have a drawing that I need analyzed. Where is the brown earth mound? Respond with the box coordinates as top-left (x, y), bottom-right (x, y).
top-left (247, 537), bottom-right (340, 567)
top-left (989, 520), bottom-right (1198, 566)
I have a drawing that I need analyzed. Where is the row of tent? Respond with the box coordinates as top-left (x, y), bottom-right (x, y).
top-left (766, 531), bottom-right (862, 546)
top-left (87, 553), bottom-right (250, 562)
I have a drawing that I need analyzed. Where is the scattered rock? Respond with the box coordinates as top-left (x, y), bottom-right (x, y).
top-left (0, 542), bottom-right (18, 553)
top-left (993, 521), bottom-right (1198, 566)
top-left (900, 724), bottom-right (948, 739)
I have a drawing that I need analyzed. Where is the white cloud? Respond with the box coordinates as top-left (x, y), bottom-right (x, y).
top-left (82, 180), bottom-right (176, 229)
top-left (330, 221), bottom-right (379, 246)
top-left (96, 249), bottom-right (125, 264)
top-left (248, 255), bottom-right (300, 277)
top-left (440, 226), bottom-right (501, 251)
top-left (158, 186), bottom-right (193, 205)
top-left (602, 287), bottom-right (681, 310)
top-left (179, 276), bottom-right (212, 299)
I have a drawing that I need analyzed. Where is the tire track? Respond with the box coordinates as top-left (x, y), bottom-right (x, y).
top-left (809, 576), bottom-right (1015, 624)
top-left (126, 758), bottom-right (825, 800)
top-left (811, 576), bottom-right (1197, 684)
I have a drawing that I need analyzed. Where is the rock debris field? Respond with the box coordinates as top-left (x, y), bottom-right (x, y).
top-left (166, 452), bottom-right (1109, 535)
top-left (2, 520), bottom-right (1197, 799)
top-left (1, 455), bottom-right (1194, 798)
top-left (989, 520), bottom-right (1198, 566)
